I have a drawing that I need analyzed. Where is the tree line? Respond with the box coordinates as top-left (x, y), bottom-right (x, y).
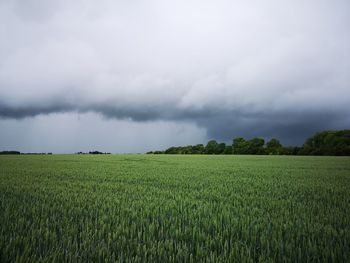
top-left (76, 151), bottom-right (111, 154)
top-left (0, 151), bottom-right (52, 155)
top-left (0, 151), bottom-right (21, 155)
top-left (147, 130), bottom-right (350, 156)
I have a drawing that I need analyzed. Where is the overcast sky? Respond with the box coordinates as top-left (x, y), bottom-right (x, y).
top-left (0, 0), bottom-right (349, 153)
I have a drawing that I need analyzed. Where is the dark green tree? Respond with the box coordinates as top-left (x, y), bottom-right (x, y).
top-left (301, 130), bottom-right (350, 155)
top-left (224, 145), bottom-right (233, 154)
top-left (216, 143), bottom-right (226, 154)
top-left (205, 140), bottom-right (219, 154)
top-left (232, 137), bottom-right (248, 154)
top-left (266, 138), bottom-right (282, 155)
top-left (192, 144), bottom-right (205, 154)
top-left (247, 137), bottom-right (265, 154)
top-left (165, 147), bottom-right (179, 154)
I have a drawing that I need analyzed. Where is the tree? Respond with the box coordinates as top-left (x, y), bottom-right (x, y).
top-left (192, 144), bottom-right (205, 154)
top-left (165, 147), bottom-right (179, 154)
top-left (280, 146), bottom-right (301, 155)
top-left (182, 145), bottom-right (194, 154)
top-left (301, 130), bottom-right (350, 155)
top-left (205, 140), bottom-right (219, 154)
top-left (224, 145), bottom-right (233, 154)
top-left (247, 137), bottom-right (265, 154)
top-left (216, 143), bottom-right (226, 154)
top-left (148, 129), bottom-right (350, 156)
top-left (0, 151), bottom-right (20, 155)
top-left (266, 138), bottom-right (282, 155)
top-left (232, 137), bottom-right (248, 154)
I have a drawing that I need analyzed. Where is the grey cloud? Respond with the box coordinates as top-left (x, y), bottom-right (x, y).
top-left (198, 111), bottom-right (350, 145)
top-left (0, 0), bottom-right (350, 148)
top-left (0, 102), bottom-right (75, 119)
top-left (2, 98), bottom-right (348, 145)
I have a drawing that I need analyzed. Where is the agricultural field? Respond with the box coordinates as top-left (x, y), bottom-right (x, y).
top-left (0, 154), bottom-right (350, 262)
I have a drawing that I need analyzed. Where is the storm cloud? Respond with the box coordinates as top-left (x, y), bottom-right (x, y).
top-left (0, 0), bottom-right (349, 151)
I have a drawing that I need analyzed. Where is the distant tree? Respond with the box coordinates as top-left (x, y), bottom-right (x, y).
top-left (164, 144), bottom-right (205, 154)
top-left (192, 144), bottom-right (205, 154)
top-left (266, 138), bottom-right (283, 155)
top-left (181, 146), bottom-right (194, 154)
top-left (0, 151), bottom-right (20, 155)
top-left (89, 151), bottom-right (103, 154)
top-left (247, 137), bottom-right (265, 154)
top-left (216, 143), bottom-right (226, 154)
top-left (232, 137), bottom-right (248, 154)
top-left (301, 130), bottom-right (350, 156)
top-left (205, 140), bottom-right (219, 154)
top-left (224, 145), bottom-right (233, 154)
top-left (148, 129), bottom-right (350, 156)
top-left (165, 147), bottom-right (179, 154)
top-left (232, 137), bottom-right (265, 154)
top-left (280, 146), bottom-right (301, 155)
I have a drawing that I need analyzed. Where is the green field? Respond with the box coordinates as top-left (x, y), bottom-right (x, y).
top-left (0, 155), bottom-right (350, 262)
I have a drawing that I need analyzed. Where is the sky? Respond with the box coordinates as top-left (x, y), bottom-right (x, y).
top-left (0, 0), bottom-right (349, 153)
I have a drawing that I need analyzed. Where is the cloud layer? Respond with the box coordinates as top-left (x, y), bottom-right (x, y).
top-left (1, 0), bottom-right (350, 146)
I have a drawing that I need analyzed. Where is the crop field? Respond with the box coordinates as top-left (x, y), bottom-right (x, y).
top-left (0, 154), bottom-right (350, 262)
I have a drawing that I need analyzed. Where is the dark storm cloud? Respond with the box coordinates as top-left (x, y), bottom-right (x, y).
top-left (198, 111), bottom-right (350, 145)
top-left (0, 102), bottom-right (74, 119)
top-left (0, 101), bottom-right (211, 122)
top-left (2, 98), bottom-right (348, 145)
top-left (0, 0), bottom-right (350, 146)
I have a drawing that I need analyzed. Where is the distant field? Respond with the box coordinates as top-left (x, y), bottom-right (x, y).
top-left (0, 155), bottom-right (349, 262)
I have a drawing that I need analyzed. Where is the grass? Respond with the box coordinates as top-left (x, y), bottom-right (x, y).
top-left (0, 154), bottom-right (350, 262)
